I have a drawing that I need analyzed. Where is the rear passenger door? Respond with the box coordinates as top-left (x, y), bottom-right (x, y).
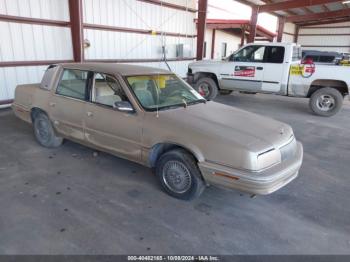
top-left (49, 69), bottom-right (91, 141)
top-left (261, 46), bottom-right (287, 93)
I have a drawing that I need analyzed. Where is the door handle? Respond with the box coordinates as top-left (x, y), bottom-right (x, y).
top-left (87, 111), bottom-right (93, 117)
top-left (256, 67), bottom-right (263, 70)
top-left (49, 102), bottom-right (56, 107)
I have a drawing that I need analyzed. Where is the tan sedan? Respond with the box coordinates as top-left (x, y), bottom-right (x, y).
top-left (13, 63), bottom-right (303, 200)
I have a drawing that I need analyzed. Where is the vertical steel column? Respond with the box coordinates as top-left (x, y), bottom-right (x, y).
top-left (248, 6), bottom-right (258, 43)
top-left (294, 25), bottom-right (300, 43)
top-left (211, 29), bottom-right (216, 59)
top-left (277, 16), bottom-right (285, 42)
top-left (196, 0), bottom-right (208, 60)
top-left (240, 26), bottom-right (245, 47)
top-left (69, 0), bottom-right (84, 62)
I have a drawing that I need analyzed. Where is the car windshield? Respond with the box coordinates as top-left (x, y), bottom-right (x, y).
top-left (126, 74), bottom-right (205, 111)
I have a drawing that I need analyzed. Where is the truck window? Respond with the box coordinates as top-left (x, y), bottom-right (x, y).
top-left (232, 45), bottom-right (265, 62)
top-left (265, 46), bottom-right (285, 63)
top-left (56, 69), bottom-right (89, 100)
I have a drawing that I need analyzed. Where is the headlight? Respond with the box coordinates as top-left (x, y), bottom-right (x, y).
top-left (257, 148), bottom-right (281, 170)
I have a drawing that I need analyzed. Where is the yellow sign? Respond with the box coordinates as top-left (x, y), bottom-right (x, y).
top-left (290, 65), bottom-right (303, 76)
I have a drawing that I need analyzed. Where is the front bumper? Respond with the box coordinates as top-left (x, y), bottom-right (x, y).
top-left (198, 142), bottom-right (303, 195)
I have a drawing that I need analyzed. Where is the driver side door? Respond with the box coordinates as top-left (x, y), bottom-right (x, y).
top-left (84, 72), bottom-right (143, 163)
top-left (219, 45), bottom-right (265, 92)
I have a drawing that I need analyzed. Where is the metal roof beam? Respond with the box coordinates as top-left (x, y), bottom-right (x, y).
top-left (259, 0), bottom-right (340, 12)
top-left (286, 8), bottom-right (350, 22)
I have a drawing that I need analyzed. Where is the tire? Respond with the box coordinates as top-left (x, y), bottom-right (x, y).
top-left (33, 112), bottom-right (63, 148)
top-left (309, 87), bottom-right (343, 117)
top-left (194, 77), bottom-right (218, 100)
top-left (219, 90), bottom-right (233, 95)
top-left (155, 149), bottom-right (205, 200)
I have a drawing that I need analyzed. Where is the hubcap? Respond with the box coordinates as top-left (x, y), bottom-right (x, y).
top-left (162, 160), bottom-right (192, 194)
top-left (316, 94), bottom-right (335, 112)
top-left (198, 83), bottom-right (210, 98)
top-left (35, 119), bottom-right (50, 142)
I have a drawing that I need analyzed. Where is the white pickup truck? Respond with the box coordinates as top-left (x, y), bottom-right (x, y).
top-left (187, 42), bottom-right (350, 116)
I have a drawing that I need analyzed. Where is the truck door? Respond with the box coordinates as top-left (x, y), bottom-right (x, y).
top-left (261, 46), bottom-right (287, 93)
top-left (219, 45), bottom-right (265, 92)
top-left (49, 69), bottom-right (90, 141)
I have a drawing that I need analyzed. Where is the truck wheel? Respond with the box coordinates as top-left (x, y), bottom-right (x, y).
top-left (155, 149), bottom-right (205, 200)
top-left (33, 112), bottom-right (63, 148)
top-left (309, 87), bottom-right (343, 117)
top-left (219, 90), bottom-right (233, 95)
top-left (194, 77), bottom-right (218, 100)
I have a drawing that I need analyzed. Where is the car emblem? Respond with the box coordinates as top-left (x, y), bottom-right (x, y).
top-left (280, 128), bottom-right (284, 135)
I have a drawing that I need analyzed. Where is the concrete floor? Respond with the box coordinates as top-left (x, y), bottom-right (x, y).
top-left (0, 93), bottom-right (349, 255)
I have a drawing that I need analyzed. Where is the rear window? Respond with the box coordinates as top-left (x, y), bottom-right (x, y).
top-left (56, 69), bottom-right (89, 100)
top-left (265, 46), bottom-right (285, 63)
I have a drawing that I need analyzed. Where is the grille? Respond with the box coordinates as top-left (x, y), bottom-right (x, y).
top-left (280, 138), bottom-right (297, 162)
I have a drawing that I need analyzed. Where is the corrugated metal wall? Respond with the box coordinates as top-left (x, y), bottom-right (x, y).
top-left (83, 0), bottom-right (196, 75)
top-left (0, 0), bottom-right (197, 103)
top-left (298, 21), bottom-right (350, 53)
top-left (0, 0), bottom-right (72, 103)
top-left (282, 22), bottom-right (295, 43)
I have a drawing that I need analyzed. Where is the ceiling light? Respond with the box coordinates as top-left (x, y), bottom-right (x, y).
top-left (342, 0), bottom-right (350, 3)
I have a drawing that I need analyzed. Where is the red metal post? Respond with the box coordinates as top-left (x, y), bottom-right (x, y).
top-left (211, 29), bottom-right (216, 59)
top-left (248, 6), bottom-right (258, 43)
top-left (240, 26), bottom-right (245, 47)
top-left (294, 25), bottom-right (300, 43)
top-left (277, 16), bottom-right (285, 42)
top-left (69, 0), bottom-right (84, 62)
top-left (196, 0), bottom-right (208, 60)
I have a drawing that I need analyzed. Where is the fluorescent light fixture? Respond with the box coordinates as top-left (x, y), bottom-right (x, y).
top-left (343, 0), bottom-right (350, 3)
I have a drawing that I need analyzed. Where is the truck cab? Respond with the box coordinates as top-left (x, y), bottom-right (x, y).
top-left (187, 42), bottom-right (349, 117)
top-left (188, 43), bottom-right (301, 99)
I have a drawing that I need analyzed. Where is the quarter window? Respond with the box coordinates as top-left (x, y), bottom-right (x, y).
top-left (56, 69), bottom-right (88, 100)
top-left (265, 46), bottom-right (285, 63)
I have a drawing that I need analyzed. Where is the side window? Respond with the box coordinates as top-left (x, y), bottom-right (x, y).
top-left (92, 73), bottom-right (128, 107)
top-left (232, 45), bottom-right (265, 62)
top-left (56, 69), bottom-right (88, 100)
top-left (265, 46), bottom-right (285, 63)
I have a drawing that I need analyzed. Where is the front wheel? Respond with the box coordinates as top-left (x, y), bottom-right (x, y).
top-left (219, 90), bottom-right (233, 95)
top-left (309, 87), bottom-right (343, 117)
top-left (33, 112), bottom-right (63, 148)
top-left (194, 77), bottom-right (218, 100)
top-left (155, 149), bottom-right (205, 200)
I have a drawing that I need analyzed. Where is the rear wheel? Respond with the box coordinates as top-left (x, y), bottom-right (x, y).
top-left (309, 87), bottom-right (343, 117)
top-left (155, 149), bottom-right (205, 200)
top-left (33, 112), bottom-right (63, 147)
top-left (194, 77), bottom-right (218, 100)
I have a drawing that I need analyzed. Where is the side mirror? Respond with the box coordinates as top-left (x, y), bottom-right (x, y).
top-left (113, 101), bottom-right (134, 113)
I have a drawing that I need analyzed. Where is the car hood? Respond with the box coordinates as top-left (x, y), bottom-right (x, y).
top-left (143, 101), bottom-right (294, 170)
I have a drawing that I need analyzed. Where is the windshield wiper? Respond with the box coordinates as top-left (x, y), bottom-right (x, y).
top-left (188, 99), bottom-right (207, 105)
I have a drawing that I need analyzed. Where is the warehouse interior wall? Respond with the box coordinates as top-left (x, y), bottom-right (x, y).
top-left (0, 0), bottom-right (197, 103)
top-left (203, 28), bottom-right (241, 60)
top-left (282, 22), bottom-right (295, 43)
top-left (298, 21), bottom-right (350, 53)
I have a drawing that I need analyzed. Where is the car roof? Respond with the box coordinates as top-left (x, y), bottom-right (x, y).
top-left (57, 62), bottom-right (172, 76)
